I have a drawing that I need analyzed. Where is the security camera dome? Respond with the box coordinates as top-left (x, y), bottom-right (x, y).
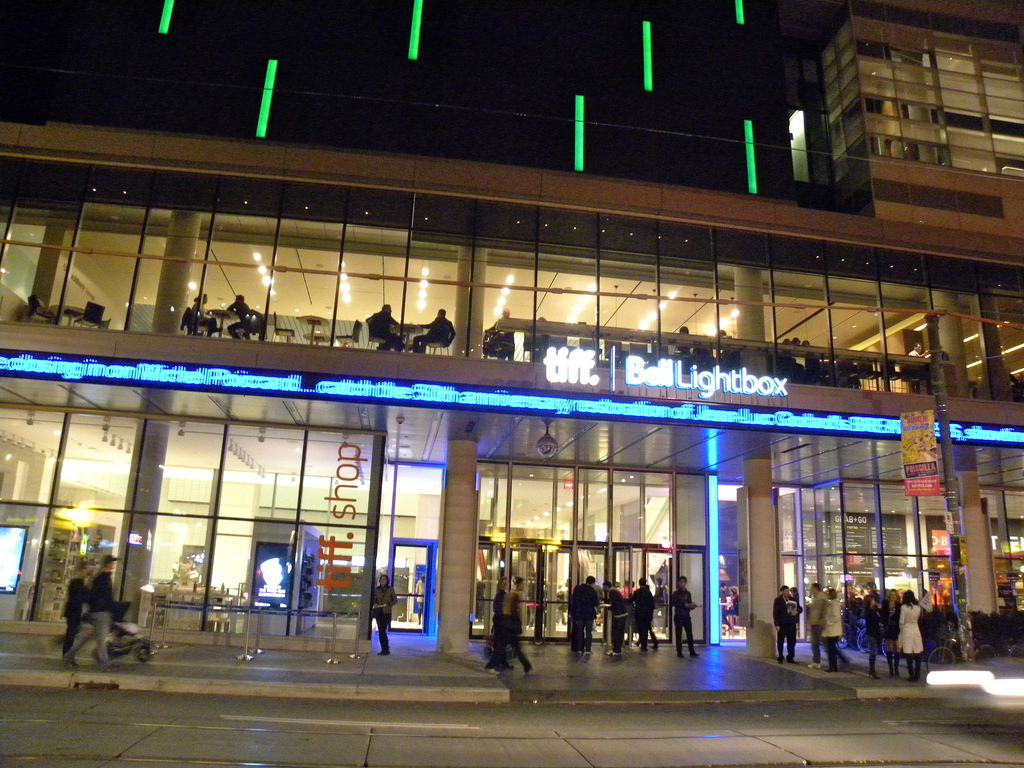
top-left (536, 426), bottom-right (557, 457)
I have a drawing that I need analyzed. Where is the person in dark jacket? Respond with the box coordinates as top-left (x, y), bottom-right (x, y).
top-left (629, 578), bottom-right (658, 651)
top-left (604, 582), bottom-right (628, 656)
top-left (881, 589), bottom-right (902, 677)
top-left (61, 560), bottom-right (93, 657)
top-left (571, 576), bottom-right (601, 654)
top-left (485, 578), bottom-right (511, 671)
top-left (671, 576), bottom-right (700, 658)
top-left (367, 305), bottom-right (404, 351)
top-left (773, 585), bottom-right (801, 664)
top-left (63, 554), bottom-right (117, 669)
top-left (863, 591), bottom-right (882, 678)
top-left (412, 309), bottom-right (456, 353)
top-left (372, 574), bottom-right (398, 655)
top-left (226, 295), bottom-right (251, 339)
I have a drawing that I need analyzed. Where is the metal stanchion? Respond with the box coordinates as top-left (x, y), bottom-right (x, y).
top-left (237, 607), bottom-right (254, 661)
top-left (252, 609), bottom-right (264, 655)
top-left (146, 598), bottom-right (160, 652)
top-left (326, 611), bottom-right (342, 663)
top-left (155, 600), bottom-right (171, 649)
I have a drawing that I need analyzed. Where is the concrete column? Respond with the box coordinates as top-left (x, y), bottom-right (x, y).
top-left (153, 211), bottom-right (201, 334)
top-left (931, 291), bottom-right (970, 398)
top-left (436, 430), bottom-right (479, 653)
top-left (959, 471), bottom-right (997, 614)
top-left (741, 456), bottom-right (777, 658)
top-left (121, 420), bottom-right (168, 621)
top-left (455, 246), bottom-right (486, 358)
top-left (33, 226), bottom-right (73, 306)
top-left (733, 266), bottom-right (767, 373)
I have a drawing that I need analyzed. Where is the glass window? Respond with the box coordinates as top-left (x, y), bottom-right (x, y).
top-left (599, 215), bottom-right (658, 360)
top-left (1, 200), bottom-right (79, 321)
top-left (281, 182), bottom-right (347, 223)
top-left (1, 501), bottom-right (47, 619)
top-left (0, 409), bottom-right (61, 503)
top-left (578, 469), bottom-right (609, 543)
top-left (828, 276), bottom-right (884, 388)
top-left (205, 213), bottom-right (277, 334)
top-left (131, 209), bottom-right (212, 334)
top-left (675, 474), bottom-right (706, 547)
top-left (270, 219), bottom-right (343, 344)
top-left (55, 414), bottom-right (138, 511)
top-left (508, 465), bottom-right (573, 542)
top-left (216, 178), bottom-right (283, 217)
top-left (841, 484), bottom-right (878, 553)
top-left (148, 421), bottom-right (220, 516)
top-left (611, 471), bottom-right (671, 546)
top-left (537, 211), bottom-right (597, 356)
top-left (772, 270), bottom-right (828, 383)
top-left (478, 463), bottom-right (508, 541)
top-left (406, 231), bottom-right (462, 353)
top-left (343, 219), bottom-right (408, 347)
top-left (218, 425), bottom-right (303, 521)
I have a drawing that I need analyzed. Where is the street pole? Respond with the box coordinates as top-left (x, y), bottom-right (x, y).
top-left (925, 315), bottom-right (973, 661)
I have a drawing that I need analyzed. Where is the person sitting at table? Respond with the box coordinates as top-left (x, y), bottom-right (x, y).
top-left (413, 308), bottom-right (457, 353)
top-left (181, 294), bottom-right (219, 336)
top-left (226, 295), bottom-right (251, 339)
top-left (367, 304), bottom-right (404, 351)
top-left (483, 308), bottom-right (515, 360)
top-left (908, 342), bottom-right (925, 357)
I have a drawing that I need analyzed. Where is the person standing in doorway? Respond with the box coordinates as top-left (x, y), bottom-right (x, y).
top-left (604, 582), bottom-right (628, 657)
top-left (629, 578), bottom-right (658, 651)
top-left (372, 574), bottom-right (398, 655)
top-left (773, 585), bottom-right (800, 664)
top-left (671, 576), bottom-right (700, 658)
top-left (571, 576), bottom-right (601, 654)
top-left (805, 582), bottom-right (827, 668)
top-left (61, 560), bottom-right (93, 660)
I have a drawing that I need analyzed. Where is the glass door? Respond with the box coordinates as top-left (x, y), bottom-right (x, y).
top-left (540, 547), bottom-right (571, 640)
top-left (389, 539), bottom-right (436, 634)
top-left (675, 548), bottom-right (707, 643)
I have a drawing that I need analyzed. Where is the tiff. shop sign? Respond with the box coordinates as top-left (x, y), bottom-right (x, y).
top-left (542, 347), bottom-right (788, 399)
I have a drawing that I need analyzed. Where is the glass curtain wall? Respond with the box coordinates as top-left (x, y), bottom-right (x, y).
top-left (4, 159), bottom-right (1024, 400)
top-left (0, 406), bottom-right (385, 638)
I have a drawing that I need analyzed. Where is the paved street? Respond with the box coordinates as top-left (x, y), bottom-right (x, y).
top-left (3, 685), bottom-right (1023, 768)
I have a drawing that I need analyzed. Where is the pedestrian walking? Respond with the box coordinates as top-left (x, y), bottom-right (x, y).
top-left (863, 591), bottom-right (882, 679)
top-left (822, 587), bottom-right (846, 672)
top-left (372, 574), bottom-right (398, 655)
top-left (571, 576), bottom-right (601, 654)
top-left (489, 577), bottom-right (532, 674)
top-left (773, 585), bottom-right (801, 664)
top-left (671, 576), bottom-right (699, 658)
top-left (898, 589), bottom-right (929, 682)
top-left (485, 578), bottom-right (512, 670)
top-left (63, 555), bottom-right (117, 669)
top-left (61, 560), bottom-right (93, 659)
top-left (805, 582), bottom-right (826, 668)
top-left (605, 582), bottom-right (627, 656)
top-left (881, 589), bottom-right (902, 677)
top-left (629, 578), bottom-right (658, 651)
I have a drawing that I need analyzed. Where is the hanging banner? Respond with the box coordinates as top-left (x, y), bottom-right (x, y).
top-left (902, 409), bottom-right (940, 496)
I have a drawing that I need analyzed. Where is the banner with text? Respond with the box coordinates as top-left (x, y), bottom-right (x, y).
top-left (902, 409), bottom-right (940, 496)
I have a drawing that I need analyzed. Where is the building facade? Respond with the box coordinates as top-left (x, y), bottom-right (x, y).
top-left (0, 0), bottom-right (1022, 654)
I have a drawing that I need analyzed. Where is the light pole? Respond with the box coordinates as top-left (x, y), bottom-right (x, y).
top-left (925, 314), bottom-right (973, 661)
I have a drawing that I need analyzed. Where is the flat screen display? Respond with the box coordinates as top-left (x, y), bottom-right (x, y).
top-left (0, 526), bottom-right (28, 594)
top-left (252, 542), bottom-right (291, 610)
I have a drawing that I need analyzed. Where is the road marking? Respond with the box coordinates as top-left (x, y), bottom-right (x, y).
top-left (222, 715), bottom-right (479, 730)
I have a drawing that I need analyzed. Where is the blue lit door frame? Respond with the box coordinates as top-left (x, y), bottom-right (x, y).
top-left (389, 538), bottom-right (436, 635)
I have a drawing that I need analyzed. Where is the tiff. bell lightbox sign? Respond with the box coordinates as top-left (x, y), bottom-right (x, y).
top-left (542, 347), bottom-right (788, 399)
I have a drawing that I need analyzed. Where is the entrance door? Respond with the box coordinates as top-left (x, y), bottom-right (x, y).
top-left (390, 539), bottom-right (436, 634)
top-left (506, 545), bottom-right (573, 641)
top-left (613, 545), bottom-right (673, 639)
top-left (675, 548), bottom-right (707, 643)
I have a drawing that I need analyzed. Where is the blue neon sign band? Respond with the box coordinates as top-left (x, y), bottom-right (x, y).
top-left (1, 350), bottom-right (1023, 448)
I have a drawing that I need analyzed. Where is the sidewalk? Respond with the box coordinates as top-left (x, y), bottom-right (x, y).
top-left (0, 630), bottom-right (980, 704)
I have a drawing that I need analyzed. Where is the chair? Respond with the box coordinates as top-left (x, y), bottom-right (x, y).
top-left (272, 313), bottom-right (295, 343)
top-left (427, 327), bottom-right (456, 355)
top-left (336, 320), bottom-right (362, 348)
top-left (79, 301), bottom-right (109, 328)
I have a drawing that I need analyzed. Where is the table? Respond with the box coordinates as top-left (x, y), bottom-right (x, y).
top-left (300, 315), bottom-right (327, 345)
top-left (207, 309), bottom-right (231, 336)
top-left (60, 306), bottom-right (84, 325)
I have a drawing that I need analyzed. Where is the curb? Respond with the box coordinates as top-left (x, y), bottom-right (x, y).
top-left (0, 671), bottom-right (510, 704)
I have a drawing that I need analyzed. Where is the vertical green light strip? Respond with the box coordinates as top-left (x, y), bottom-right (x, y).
top-left (574, 95), bottom-right (585, 172)
top-left (158, 0), bottom-right (174, 34)
top-left (408, 0), bottom-right (423, 60)
top-left (642, 21), bottom-right (654, 92)
top-left (744, 119), bottom-right (758, 194)
top-left (735, 0), bottom-right (746, 25)
top-left (256, 59), bottom-right (278, 139)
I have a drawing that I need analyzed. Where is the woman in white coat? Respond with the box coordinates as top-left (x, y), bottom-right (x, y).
top-left (821, 587), bottom-right (845, 672)
top-left (898, 589), bottom-right (930, 682)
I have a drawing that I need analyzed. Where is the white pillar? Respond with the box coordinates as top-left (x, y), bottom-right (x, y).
top-left (436, 434), bottom-right (478, 653)
top-left (153, 211), bottom-right (201, 334)
top-left (960, 471), bottom-right (997, 613)
top-left (932, 290), bottom-right (970, 398)
top-left (741, 456), bottom-right (777, 658)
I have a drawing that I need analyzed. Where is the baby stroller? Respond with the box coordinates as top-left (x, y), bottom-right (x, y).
top-left (106, 601), bottom-right (153, 662)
